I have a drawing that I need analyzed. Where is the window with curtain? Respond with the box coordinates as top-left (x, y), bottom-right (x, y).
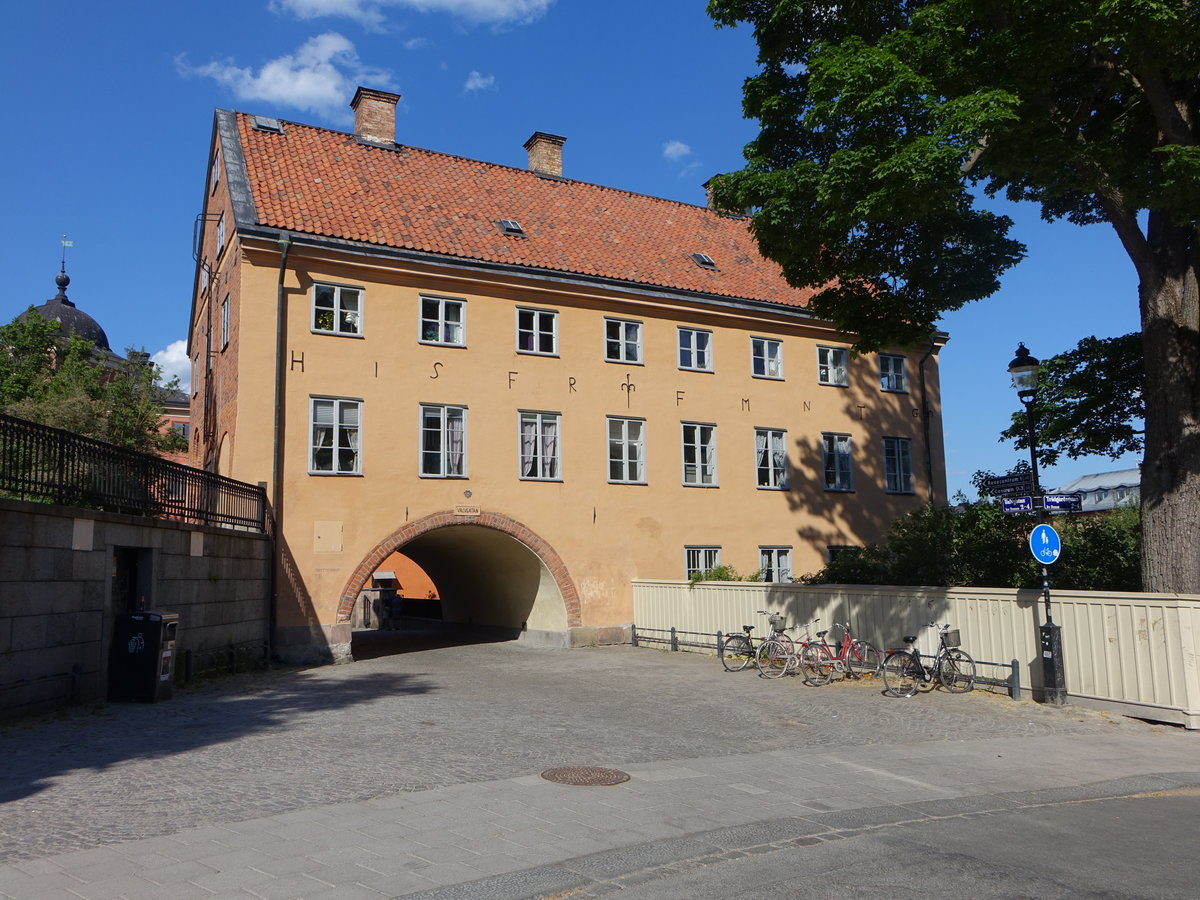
top-left (681, 422), bottom-right (717, 486)
top-left (607, 417), bottom-right (645, 483)
top-left (758, 546), bottom-right (793, 582)
top-left (678, 327), bottom-right (713, 371)
top-left (420, 296), bottom-right (465, 345)
top-left (310, 397), bottom-right (361, 474)
top-left (884, 436), bottom-right (914, 493)
top-left (751, 337), bottom-right (783, 379)
top-left (755, 428), bottom-right (788, 489)
top-left (880, 354), bottom-right (907, 392)
top-left (684, 546), bottom-right (721, 578)
top-left (313, 283), bottom-right (363, 336)
top-left (519, 411), bottom-right (561, 480)
top-left (420, 404), bottom-right (467, 477)
top-left (822, 432), bottom-right (853, 491)
top-left (817, 346), bottom-right (848, 386)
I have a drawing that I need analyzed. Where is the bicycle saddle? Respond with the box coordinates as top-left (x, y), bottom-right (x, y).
top-left (903, 635), bottom-right (917, 643)
top-left (816, 630), bottom-right (828, 638)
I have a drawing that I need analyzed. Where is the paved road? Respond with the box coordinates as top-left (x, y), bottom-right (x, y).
top-left (1, 632), bottom-right (1196, 898)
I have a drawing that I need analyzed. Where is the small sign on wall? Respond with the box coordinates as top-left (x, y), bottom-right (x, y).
top-left (454, 505), bottom-right (481, 517)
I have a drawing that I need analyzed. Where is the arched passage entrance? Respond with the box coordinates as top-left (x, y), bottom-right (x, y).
top-left (337, 511), bottom-right (581, 643)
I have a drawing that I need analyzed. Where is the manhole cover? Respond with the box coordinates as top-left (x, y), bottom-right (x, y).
top-left (540, 766), bottom-right (631, 786)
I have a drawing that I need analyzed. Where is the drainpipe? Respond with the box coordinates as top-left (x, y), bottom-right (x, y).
top-left (269, 232), bottom-right (292, 660)
top-left (918, 340), bottom-right (937, 505)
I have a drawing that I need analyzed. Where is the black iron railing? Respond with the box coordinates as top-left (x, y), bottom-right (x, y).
top-left (0, 413), bottom-right (266, 532)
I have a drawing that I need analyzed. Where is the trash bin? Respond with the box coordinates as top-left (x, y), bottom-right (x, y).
top-left (108, 612), bottom-right (179, 702)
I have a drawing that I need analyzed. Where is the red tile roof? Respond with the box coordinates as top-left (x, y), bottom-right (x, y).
top-left (234, 113), bottom-right (814, 310)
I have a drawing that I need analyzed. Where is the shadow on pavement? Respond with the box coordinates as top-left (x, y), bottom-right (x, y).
top-left (350, 620), bottom-right (520, 659)
top-left (0, 666), bottom-right (433, 807)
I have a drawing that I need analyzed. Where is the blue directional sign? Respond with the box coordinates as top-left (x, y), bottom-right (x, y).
top-left (1002, 496), bottom-right (1033, 513)
top-left (1043, 493), bottom-right (1083, 513)
top-left (1029, 524), bottom-right (1062, 565)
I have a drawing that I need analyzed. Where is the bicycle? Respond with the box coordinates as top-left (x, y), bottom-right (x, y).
top-left (800, 622), bottom-right (882, 686)
top-left (882, 623), bottom-right (976, 697)
top-left (720, 610), bottom-right (786, 672)
top-left (754, 618), bottom-right (820, 678)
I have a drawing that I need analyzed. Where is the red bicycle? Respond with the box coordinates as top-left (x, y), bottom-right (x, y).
top-left (799, 622), bottom-right (882, 685)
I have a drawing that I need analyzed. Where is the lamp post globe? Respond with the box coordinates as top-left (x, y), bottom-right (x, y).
top-left (1008, 342), bottom-right (1040, 400)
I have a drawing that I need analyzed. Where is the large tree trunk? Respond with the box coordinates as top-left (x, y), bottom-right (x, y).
top-left (1139, 220), bottom-right (1200, 593)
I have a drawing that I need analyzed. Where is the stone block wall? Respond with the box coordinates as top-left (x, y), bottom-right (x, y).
top-left (0, 498), bottom-right (270, 718)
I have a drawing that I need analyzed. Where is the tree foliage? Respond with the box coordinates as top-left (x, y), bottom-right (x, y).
top-left (1000, 332), bottom-right (1144, 467)
top-left (708, 0), bottom-right (1198, 592)
top-left (799, 501), bottom-right (1140, 592)
top-left (0, 308), bottom-right (186, 455)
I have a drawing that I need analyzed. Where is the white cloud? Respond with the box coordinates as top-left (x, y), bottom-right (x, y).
top-left (464, 71), bottom-right (496, 92)
top-left (662, 140), bottom-right (692, 162)
top-left (176, 33), bottom-right (396, 117)
top-left (272, 0), bottom-right (553, 26)
top-left (152, 340), bottom-right (191, 393)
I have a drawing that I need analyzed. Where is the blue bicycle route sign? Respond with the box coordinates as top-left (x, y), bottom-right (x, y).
top-left (1029, 524), bottom-right (1062, 565)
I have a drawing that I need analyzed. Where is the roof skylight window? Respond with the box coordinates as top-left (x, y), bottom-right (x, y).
top-left (497, 219), bottom-right (526, 237)
top-left (691, 253), bottom-right (718, 270)
top-left (252, 116), bottom-right (284, 134)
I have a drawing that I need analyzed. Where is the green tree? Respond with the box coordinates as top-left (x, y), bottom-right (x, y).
top-left (1000, 333), bottom-right (1144, 468)
top-left (0, 308), bottom-right (185, 455)
top-left (708, 1), bottom-right (1199, 593)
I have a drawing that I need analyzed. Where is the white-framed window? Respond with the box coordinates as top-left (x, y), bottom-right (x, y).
top-left (751, 337), bottom-right (783, 379)
top-left (607, 416), bottom-right (646, 484)
top-left (313, 283), bottom-right (363, 336)
top-left (759, 546), bottom-right (793, 582)
top-left (684, 545), bottom-right (721, 579)
top-left (605, 318), bottom-right (642, 363)
top-left (678, 327), bottom-right (713, 371)
top-left (880, 354), bottom-right (907, 392)
top-left (220, 295), bottom-right (230, 350)
top-left (210, 149), bottom-right (221, 194)
top-left (216, 214), bottom-right (226, 257)
top-left (517, 307), bottom-right (558, 355)
top-left (519, 411), bottom-right (561, 480)
top-left (310, 397), bottom-right (361, 475)
top-left (755, 428), bottom-right (789, 489)
top-left (817, 346), bottom-right (848, 386)
top-left (681, 422), bottom-right (717, 486)
top-left (420, 404), bottom-right (467, 478)
top-left (420, 296), bottom-right (465, 346)
top-left (821, 432), bottom-right (854, 491)
top-left (883, 436), bottom-right (914, 493)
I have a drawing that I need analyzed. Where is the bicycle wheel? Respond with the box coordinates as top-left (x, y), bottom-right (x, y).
top-left (720, 633), bottom-right (755, 672)
top-left (755, 639), bottom-right (792, 678)
top-left (882, 652), bottom-right (919, 697)
top-left (846, 640), bottom-right (883, 679)
top-left (800, 643), bottom-right (835, 686)
top-left (938, 648), bottom-right (977, 693)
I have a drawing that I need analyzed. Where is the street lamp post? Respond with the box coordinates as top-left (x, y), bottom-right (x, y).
top-left (1008, 343), bottom-right (1067, 705)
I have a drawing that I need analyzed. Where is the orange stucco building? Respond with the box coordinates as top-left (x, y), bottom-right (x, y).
top-left (188, 87), bottom-right (947, 663)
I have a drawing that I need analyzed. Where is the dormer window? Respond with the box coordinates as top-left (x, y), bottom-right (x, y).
top-left (252, 115), bottom-right (284, 134)
top-left (691, 253), bottom-right (717, 270)
top-left (497, 219), bottom-right (525, 237)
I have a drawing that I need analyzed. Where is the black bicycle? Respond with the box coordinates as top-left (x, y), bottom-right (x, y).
top-left (720, 610), bottom-right (791, 672)
top-left (882, 623), bottom-right (976, 697)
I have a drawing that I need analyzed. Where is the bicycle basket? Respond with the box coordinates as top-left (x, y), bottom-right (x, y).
top-left (942, 629), bottom-right (961, 648)
top-left (767, 613), bottom-right (786, 631)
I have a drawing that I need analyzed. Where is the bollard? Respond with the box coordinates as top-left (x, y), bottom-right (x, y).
top-left (630, 624), bottom-right (639, 647)
top-left (716, 631), bottom-right (724, 654)
top-left (1011, 659), bottom-right (1021, 700)
top-left (670, 627), bottom-right (678, 652)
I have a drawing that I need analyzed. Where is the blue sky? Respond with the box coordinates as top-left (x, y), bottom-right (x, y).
top-left (3, 0), bottom-right (1142, 500)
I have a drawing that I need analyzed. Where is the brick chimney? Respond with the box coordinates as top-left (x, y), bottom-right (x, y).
top-left (351, 87), bottom-right (400, 145)
top-left (523, 132), bottom-right (566, 177)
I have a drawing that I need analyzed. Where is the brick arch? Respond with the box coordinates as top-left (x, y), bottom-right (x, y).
top-left (336, 510), bottom-right (582, 626)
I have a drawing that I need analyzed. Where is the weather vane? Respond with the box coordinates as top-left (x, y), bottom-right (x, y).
top-left (60, 234), bottom-right (73, 272)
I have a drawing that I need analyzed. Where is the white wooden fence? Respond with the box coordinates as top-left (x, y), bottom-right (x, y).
top-left (632, 581), bottom-right (1200, 729)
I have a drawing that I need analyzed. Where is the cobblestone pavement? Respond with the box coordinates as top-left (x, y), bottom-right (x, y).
top-left (0, 634), bottom-right (1185, 864)
top-left (0, 635), bottom-right (1195, 897)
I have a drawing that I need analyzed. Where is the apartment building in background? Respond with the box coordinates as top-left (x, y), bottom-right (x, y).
top-left (188, 87), bottom-right (947, 663)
